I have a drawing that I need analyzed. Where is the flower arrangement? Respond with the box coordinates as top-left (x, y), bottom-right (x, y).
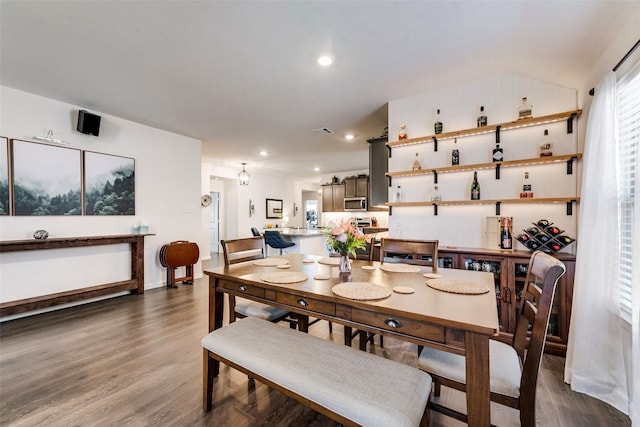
top-left (323, 220), bottom-right (371, 258)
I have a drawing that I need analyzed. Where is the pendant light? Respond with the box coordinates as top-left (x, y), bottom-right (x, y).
top-left (238, 163), bottom-right (250, 186)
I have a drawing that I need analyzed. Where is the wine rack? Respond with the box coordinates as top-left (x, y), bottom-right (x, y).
top-left (516, 219), bottom-right (575, 253)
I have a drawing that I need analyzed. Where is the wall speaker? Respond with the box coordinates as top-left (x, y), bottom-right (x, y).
top-left (77, 110), bottom-right (101, 136)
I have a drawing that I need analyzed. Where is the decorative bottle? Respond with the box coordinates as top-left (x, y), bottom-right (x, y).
top-left (398, 124), bottom-right (408, 141)
top-left (540, 129), bottom-right (553, 157)
top-left (434, 109), bottom-right (443, 134)
top-left (412, 152), bottom-right (422, 170)
top-left (500, 217), bottom-right (513, 250)
top-left (520, 172), bottom-right (533, 198)
top-left (517, 97), bottom-right (533, 120)
top-left (477, 105), bottom-right (488, 127)
top-left (492, 125), bottom-right (503, 162)
top-left (451, 138), bottom-right (459, 166)
top-left (470, 172), bottom-right (480, 200)
top-left (430, 184), bottom-right (441, 201)
top-left (394, 185), bottom-right (403, 202)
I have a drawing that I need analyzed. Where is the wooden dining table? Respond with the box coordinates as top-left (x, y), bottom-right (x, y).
top-left (204, 253), bottom-right (499, 427)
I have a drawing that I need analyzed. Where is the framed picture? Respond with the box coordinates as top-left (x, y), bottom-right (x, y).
top-left (84, 151), bottom-right (135, 215)
top-left (266, 198), bottom-right (283, 219)
top-left (12, 139), bottom-right (82, 215)
top-left (0, 137), bottom-right (8, 215)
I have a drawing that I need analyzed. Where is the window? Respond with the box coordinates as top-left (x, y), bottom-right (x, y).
top-left (616, 64), bottom-right (639, 323)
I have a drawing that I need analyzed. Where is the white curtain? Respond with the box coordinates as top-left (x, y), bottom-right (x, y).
top-left (565, 71), bottom-right (631, 416)
top-left (565, 70), bottom-right (638, 423)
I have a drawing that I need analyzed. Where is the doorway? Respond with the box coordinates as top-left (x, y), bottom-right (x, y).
top-left (209, 191), bottom-right (221, 253)
top-left (305, 200), bottom-right (318, 229)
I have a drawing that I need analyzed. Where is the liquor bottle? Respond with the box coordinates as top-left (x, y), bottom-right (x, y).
top-left (500, 218), bottom-right (512, 250)
top-left (477, 105), bottom-right (488, 127)
top-left (412, 152), bottom-right (422, 170)
top-left (517, 97), bottom-right (533, 120)
top-left (470, 171), bottom-right (480, 200)
top-left (430, 184), bottom-right (441, 201)
top-left (394, 185), bottom-right (402, 202)
top-left (451, 138), bottom-right (459, 165)
top-left (398, 124), bottom-right (408, 141)
top-left (492, 125), bottom-right (503, 162)
top-left (540, 129), bottom-right (553, 157)
top-left (520, 171), bottom-right (533, 198)
top-left (434, 109), bottom-right (443, 134)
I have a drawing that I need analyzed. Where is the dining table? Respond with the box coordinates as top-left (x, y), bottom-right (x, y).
top-left (204, 253), bottom-right (499, 427)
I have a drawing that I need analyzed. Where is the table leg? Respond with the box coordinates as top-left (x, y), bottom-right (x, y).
top-left (465, 331), bottom-right (491, 427)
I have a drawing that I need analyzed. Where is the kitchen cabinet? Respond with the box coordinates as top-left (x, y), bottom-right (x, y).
top-left (437, 246), bottom-right (575, 356)
top-left (344, 177), bottom-right (369, 198)
top-left (321, 184), bottom-right (345, 212)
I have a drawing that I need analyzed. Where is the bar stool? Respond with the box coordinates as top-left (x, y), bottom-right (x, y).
top-left (264, 230), bottom-right (295, 255)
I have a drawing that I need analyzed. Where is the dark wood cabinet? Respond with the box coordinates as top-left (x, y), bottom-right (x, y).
top-left (344, 177), bottom-right (369, 198)
top-left (438, 246), bottom-right (575, 356)
top-left (321, 184), bottom-right (345, 212)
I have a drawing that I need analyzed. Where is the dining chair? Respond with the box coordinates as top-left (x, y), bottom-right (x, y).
top-left (417, 250), bottom-right (566, 427)
top-left (380, 237), bottom-right (439, 272)
top-left (220, 237), bottom-right (298, 329)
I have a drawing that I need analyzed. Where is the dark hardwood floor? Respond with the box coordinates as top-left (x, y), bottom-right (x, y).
top-left (0, 254), bottom-right (630, 426)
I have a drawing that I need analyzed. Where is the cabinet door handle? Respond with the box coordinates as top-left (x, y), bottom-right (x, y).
top-left (297, 299), bottom-right (309, 307)
top-left (385, 319), bottom-right (402, 328)
top-left (238, 285), bottom-right (247, 292)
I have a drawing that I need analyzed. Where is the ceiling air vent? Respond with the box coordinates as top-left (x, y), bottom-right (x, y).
top-left (312, 127), bottom-right (334, 135)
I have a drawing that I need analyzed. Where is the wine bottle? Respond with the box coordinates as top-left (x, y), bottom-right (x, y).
top-left (470, 171), bottom-right (480, 200)
top-left (517, 97), bottom-right (533, 120)
top-left (477, 105), bottom-right (487, 127)
top-left (451, 138), bottom-right (459, 166)
top-left (398, 124), bottom-right (408, 141)
top-left (520, 171), bottom-right (533, 198)
top-left (430, 184), bottom-right (441, 201)
top-left (394, 185), bottom-right (402, 202)
top-left (412, 152), bottom-right (422, 170)
top-left (492, 125), bottom-right (503, 162)
top-left (434, 109), bottom-right (443, 134)
top-left (500, 218), bottom-right (512, 250)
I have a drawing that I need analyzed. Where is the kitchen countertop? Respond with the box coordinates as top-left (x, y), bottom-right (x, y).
top-left (264, 228), bottom-right (323, 237)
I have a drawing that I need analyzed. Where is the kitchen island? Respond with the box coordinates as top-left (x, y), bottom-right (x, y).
top-left (264, 228), bottom-right (328, 257)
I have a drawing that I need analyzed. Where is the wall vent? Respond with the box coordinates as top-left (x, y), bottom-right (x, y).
top-left (312, 127), bottom-right (334, 135)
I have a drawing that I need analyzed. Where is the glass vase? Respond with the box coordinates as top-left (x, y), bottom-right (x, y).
top-left (339, 253), bottom-right (352, 274)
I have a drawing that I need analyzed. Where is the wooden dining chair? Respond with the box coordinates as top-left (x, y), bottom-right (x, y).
top-left (220, 237), bottom-right (297, 329)
top-left (417, 251), bottom-right (566, 427)
top-left (380, 237), bottom-right (439, 272)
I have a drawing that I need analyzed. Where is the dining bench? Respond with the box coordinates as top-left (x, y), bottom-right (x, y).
top-left (202, 316), bottom-right (432, 427)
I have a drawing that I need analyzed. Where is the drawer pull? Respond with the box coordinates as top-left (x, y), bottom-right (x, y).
top-left (238, 285), bottom-right (247, 292)
top-left (297, 299), bottom-right (309, 307)
top-left (385, 319), bottom-right (402, 328)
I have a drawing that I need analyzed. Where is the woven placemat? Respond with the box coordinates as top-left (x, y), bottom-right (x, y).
top-left (332, 282), bottom-right (392, 300)
top-left (380, 263), bottom-right (422, 273)
top-left (318, 257), bottom-right (341, 266)
top-left (260, 272), bottom-right (308, 284)
top-left (253, 258), bottom-right (289, 267)
top-left (426, 279), bottom-right (490, 295)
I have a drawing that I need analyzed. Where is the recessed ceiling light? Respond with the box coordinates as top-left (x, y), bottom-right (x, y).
top-left (345, 133), bottom-right (354, 140)
top-left (314, 167), bottom-right (320, 172)
top-left (260, 150), bottom-right (268, 156)
top-left (317, 55), bottom-right (333, 66)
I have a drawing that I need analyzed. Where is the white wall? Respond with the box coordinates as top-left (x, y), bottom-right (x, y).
top-left (387, 73), bottom-right (579, 252)
top-left (0, 87), bottom-right (202, 307)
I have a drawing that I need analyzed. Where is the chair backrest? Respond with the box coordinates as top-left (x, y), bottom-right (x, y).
top-left (379, 238), bottom-right (439, 271)
top-left (513, 251), bottom-right (565, 402)
top-left (220, 236), bottom-right (265, 266)
top-left (250, 227), bottom-right (261, 237)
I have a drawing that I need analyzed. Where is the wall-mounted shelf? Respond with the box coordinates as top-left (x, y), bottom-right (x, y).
top-left (386, 109), bottom-right (582, 150)
top-left (386, 197), bottom-right (580, 216)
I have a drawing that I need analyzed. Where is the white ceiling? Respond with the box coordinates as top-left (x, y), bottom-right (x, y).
top-left (1, 1), bottom-right (638, 183)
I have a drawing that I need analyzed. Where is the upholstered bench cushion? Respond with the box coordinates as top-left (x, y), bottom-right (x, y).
top-left (418, 339), bottom-right (521, 398)
top-left (202, 317), bottom-right (432, 427)
top-left (234, 297), bottom-right (290, 320)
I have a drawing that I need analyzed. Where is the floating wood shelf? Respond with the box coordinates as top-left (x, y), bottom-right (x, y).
top-left (386, 197), bottom-right (580, 208)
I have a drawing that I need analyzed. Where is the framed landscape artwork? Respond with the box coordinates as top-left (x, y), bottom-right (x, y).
top-left (12, 139), bottom-right (82, 215)
top-left (0, 137), bottom-right (8, 215)
top-left (266, 198), bottom-right (283, 219)
top-left (84, 151), bottom-right (135, 215)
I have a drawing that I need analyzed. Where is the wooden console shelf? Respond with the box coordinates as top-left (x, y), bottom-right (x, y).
top-left (0, 234), bottom-right (153, 317)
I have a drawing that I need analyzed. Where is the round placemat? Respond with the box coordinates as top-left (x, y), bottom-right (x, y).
top-left (260, 272), bottom-right (308, 284)
top-left (423, 273), bottom-right (442, 279)
top-left (332, 282), bottom-right (392, 300)
top-left (426, 279), bottom-right (490, 295)
top-left (393, 286), bottom-right (415, 294)
top-left (302, 259), bottom-right (315, 264)
top-left (318, 257), bottom-right (341, 266)
top-left (380, 263), bottom-right (422, 273)
top-left (253, 258), bottom-right (289, 267)
top-left (276, 264), bottom-right (291, 269)
top-left (313, 274), bottom-right (330, 280)
top-left (361, 265), bottom-right (377, 271)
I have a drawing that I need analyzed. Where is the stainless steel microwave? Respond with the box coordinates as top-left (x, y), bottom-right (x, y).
top-left (344, 197), bottom-right (367, 211)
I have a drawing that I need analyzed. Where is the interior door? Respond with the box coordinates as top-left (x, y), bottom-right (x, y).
top-left (209, 192), bottom-right (220, 253)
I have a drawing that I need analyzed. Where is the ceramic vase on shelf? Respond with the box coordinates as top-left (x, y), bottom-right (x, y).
top-left (339, 253), bottom-right (352, 274)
